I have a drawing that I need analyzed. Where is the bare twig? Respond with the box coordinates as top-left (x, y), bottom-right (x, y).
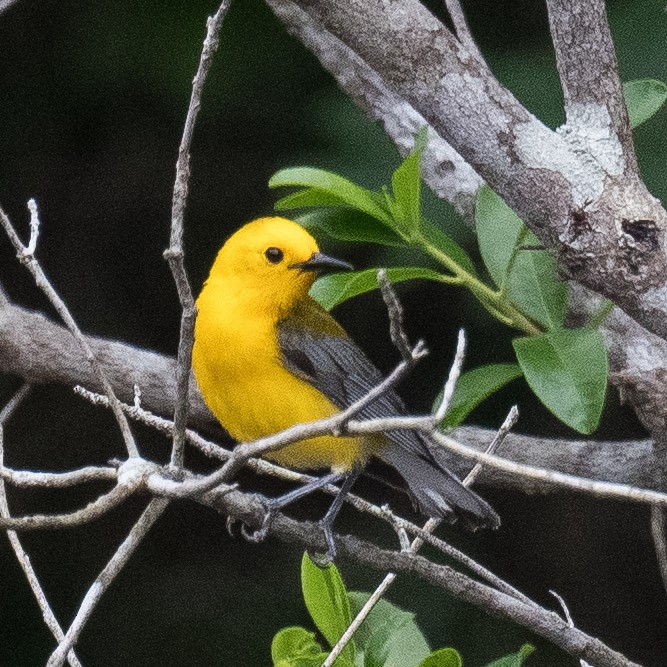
top-left (377, 268), bottom-right (414, 361)
top-left (651, 507), bottom-right (667, 597)
top-left (165, 0), bottom-right (232, 470)
top-left (443, 0), bottom-right (484, 62)
top-left (550, 591), bottom-right (592, 667)
top-left (0, 484), bottom-right (134, 531)
top-left (0, 458), bottom-right (156, 531)
top-left (463, 405), bottom-right (518, 486)
top-left (1, 465), bottom-right (116, 488)
top-left (0, 381), bottom-right (32, 423)
top-left (0, 0), bottom-right (21, 15)
top-left (433, 328), bottom-right (466, 422)
top-left (46, 498), bottom-right (169, 667)
top-left (0, 388), bottom-right (83, 667)
top-left (0, 200), bottom-right (139, 458)
top-left (324, 404), bottom-right (519, 666)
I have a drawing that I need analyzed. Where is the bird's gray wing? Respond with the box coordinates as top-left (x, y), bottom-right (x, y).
top-left (276, 299), bottom-right (500, 528)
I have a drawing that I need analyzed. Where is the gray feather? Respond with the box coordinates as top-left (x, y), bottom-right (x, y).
top-left (277, 304), bottom-right (499, 529)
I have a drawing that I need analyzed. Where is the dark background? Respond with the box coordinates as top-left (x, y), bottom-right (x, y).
top-left (0, 0), bottom-right (666, 665)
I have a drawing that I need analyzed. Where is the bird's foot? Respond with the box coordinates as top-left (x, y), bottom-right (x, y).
top-left (307, 518), bottom-right (337, 567)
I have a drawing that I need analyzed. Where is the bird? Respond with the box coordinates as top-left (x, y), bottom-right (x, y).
top-left (192, 216), bottom-right (499, 557)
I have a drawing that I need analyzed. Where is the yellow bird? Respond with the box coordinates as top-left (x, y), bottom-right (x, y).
top-left (193, 217), bottom-right (499, 547)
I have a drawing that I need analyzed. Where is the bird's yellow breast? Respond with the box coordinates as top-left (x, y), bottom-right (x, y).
top-left (192, 279), bottom-right (370, 472)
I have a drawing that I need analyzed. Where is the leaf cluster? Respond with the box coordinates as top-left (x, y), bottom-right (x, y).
top-left (268, 80), bottom-right (667, 434)
top-left (271, 553), bottom-right (534, 667)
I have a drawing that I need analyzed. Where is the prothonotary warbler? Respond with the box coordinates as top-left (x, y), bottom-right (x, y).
top-left (192, 217), bottom-right (499, 549)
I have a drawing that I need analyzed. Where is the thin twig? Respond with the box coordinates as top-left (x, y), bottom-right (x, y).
top-left (46, 498), bottom-right (169, 667)
top-left (0, 484), bottom-right (135, 530)
top-left (443, 0), bottom-right (484, 62)
top-left (0, 458), bottom-right (156, 531)
top-left (550, 591), bottom-right (592, 667)
top-left (463, 405), bottom-right (518, 486)
top-left (651, 506), bottom-right (667, 597)
top-left (0, 0), bottom-right (21, 15)
top-left (1, 465), bottom-right (116, 488)
top-left (324, 405), bottom-right (519, 667)
top-left (0, 381), bottom-right (32, 423)
top-left (433, 328), bottom-right (466, 423)
top-left (0, 200), bottom-right (139, 458)
top-left (165, 0), bottom-right (232, 470)
top-left (377, 268), bottom-right (414, 360)
top-left (0, 388), bottom-right (83, 667)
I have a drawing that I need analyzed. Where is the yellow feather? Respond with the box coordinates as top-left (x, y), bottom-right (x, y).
top-left (192, 217), bottom-right (371, 471)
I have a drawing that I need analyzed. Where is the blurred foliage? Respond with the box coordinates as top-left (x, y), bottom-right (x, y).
top-left (0, 0), bottom-right (666, 665)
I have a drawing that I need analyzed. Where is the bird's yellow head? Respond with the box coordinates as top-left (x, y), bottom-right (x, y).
top-left (202, 217), bottom-right (352, 317)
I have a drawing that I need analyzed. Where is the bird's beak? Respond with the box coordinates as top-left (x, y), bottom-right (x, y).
top-left (290, 252), bottom-right (353, 274)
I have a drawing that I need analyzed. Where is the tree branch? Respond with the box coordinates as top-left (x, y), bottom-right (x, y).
top-left (0, 201), bottom-right (140, 458)
top-left (165, 0), bottom-right (232, 470)
top-left (546, 0), bottom-right (636, 174)
top-left (274, 0), bottom-right (667, 342)
top-left (264, 0), bottom-right (483, 218)
top-left (1, 300), bottom-right (660, 492)
top-left (200, 488), bottom-right (639, 667)
top-left (443, 0), bottom-right (484, 64)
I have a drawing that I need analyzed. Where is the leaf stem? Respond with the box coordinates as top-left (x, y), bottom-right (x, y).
top-left (418, 234), bottom-right (542, 336)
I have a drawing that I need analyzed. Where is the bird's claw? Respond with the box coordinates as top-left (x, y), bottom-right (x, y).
top-left (308, 518), bottom-right (337, 566)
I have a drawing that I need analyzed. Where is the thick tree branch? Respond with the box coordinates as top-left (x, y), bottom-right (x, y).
top-left (264, 0), bottom-right (483, 218)
top-left (265, 0), bottom-right (667, 445)
top-left (274, 0), bottom-right (667, 342)
top-left (546, 0), bottom-right (636, 174)
top-left (0, 300), bottom-right (216, 432)
top-left (201, 488), bottom-right (639, 667)
top-left (0, 300), bottom-right (660, 492)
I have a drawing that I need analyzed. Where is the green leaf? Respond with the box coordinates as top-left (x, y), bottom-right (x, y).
top-left (437, 363), bottom-right (523, 428)
top-left (623, 79), bottom-right (667, 129)
top-left (507, 229), bottom-right (567, 329)
top-left (296, 209), bottom-right (407, 247)
top-left (513, 329), bottom-right (608, 434)
top-left (301, 553), bottom-right (355, 665)
top-left (476, 187), bottom-right (566, 329)
top-left (271, 627), bottom-right (328, 667)
top-left (348, 591), bottom-right (431, 667)
top-left (310, 267), bottom-right (448, 311)
top-left (483, 643), bottom-right (535, 667)
top-left (275, 188), bottom-right (350, 210)
top-left (269, 167), bottom-right (392, 225)
top-left (419, 218), bottom-right (477, 276)
top-left (391, 130), bottom-right (426, 234)
top-left (418, 648), bottom-right (463, 667)
top-left (475, 185), bottom-right (524, 285)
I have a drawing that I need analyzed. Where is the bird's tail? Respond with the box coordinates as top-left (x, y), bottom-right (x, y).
top-left (379, 439), bottom-right (500, 530)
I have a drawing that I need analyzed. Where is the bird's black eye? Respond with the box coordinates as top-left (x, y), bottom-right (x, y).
top-left (265, 247), bottom-right (284, 264)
